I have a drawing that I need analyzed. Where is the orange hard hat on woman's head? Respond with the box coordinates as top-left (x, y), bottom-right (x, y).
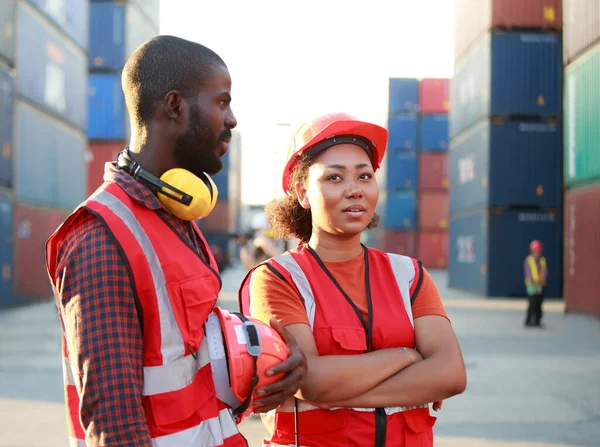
top-left (281, 112), bottom-right (388, 194)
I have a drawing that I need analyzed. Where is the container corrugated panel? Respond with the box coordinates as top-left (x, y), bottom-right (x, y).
top-left (387, 114), bottom-right (418, 151)
top-left (454, 0), bottom-right (562, 63)
top-left (449, 208), bottom-right (562, 297)
top-left (418, 153), bottom-right (448, 190)
top-left (86, 142), bottom-right (124, 196)
top-left (16, 2), bottom-right (87, 129)
top-left (0, 0), bottom-right (16, 64)
top-left (420, 114), bottom-right (448, 151)
top-left (213, 172), bottom-right (229, 201)
top-left (131, 0), bottom-right (161, 29)
top-left (564, 184), bottom-right (600, 318)
top-left (380, 190), bottom-right (417, 230)
top-left (88, 73), bottom-right (129, 140)
top-left (449, 119), bottom-right (562, 213)
top-left (419, 79), bottom-right (450, 114)
top-left (29, 0), bottom-right (90, 50)
top-left (417, 231), bottom-right (448, 269)
top-left (451, 31), bottom-right (562, 138)
top-left (418, 191), bottom-right (449, 230)
top-left (563, 0), bottom-right (600, 64)
top-left (13, 203), bottom-right (68, 300)
top-left (373, 229), bottom-right (417, 258)
top-left (13, 100), bottom-right (87, 209)
top-left (202, 201), bottom-right (230, 232)
top-left (385, 151), bottom-right (418, 190)
top-left (0, 63), bottom-right (14, 187)
top-left (0, 188), bottom-right (13, 306)
top-left (565, 43), bottom-right (600, 188)
top-left (388, 78), bottom-right (419, 114)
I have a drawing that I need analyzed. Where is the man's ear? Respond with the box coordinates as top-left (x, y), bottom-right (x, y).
top-left (295, 181), bottom-right (310, 209)
top-left (164, 90), bottom-right (185, 121)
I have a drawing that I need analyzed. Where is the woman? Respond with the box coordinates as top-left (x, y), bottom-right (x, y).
top-left (239, 112), bottom-right (466, 446)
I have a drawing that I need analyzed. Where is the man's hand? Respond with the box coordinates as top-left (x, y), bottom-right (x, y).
top-left (252, 319), bottom-right (307, 413)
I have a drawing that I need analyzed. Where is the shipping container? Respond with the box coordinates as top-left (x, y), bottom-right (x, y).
top-left (387, 114), bottom-right (418, 151)
top-left (451, 31), bottom-right (562, 139)
top-left (0, 188), bottom-right (13, 306)
top-left (450, 118), bottom-right (563, 213)
top-left (564, 43), bottom-right (600, 188)
top-left (202, 231), bottom-right (232, 271)
top-left (131, 0), bottom-right (161, 29)
top-left (388, 78), bottom-right (419, 114)
top-left (564, 184), bottom-right (600, 318)
top-left (16, 2), bottom-right (87, 129)
top-left (379, 190), bottom-right (417, 230)
top-left (86, 142), bottom-right (124, 196)
top-left (417, 231), bottom-right (448, 269)
top-left (454, 0), bottom-right (562, 62)
top-left (418, 191), bottom-right (449, 230)
top-left (0, 0), bottom-right (16, 64)
top-left (384, 151), bottom-right (418, 190)
top-left (419, 79), bottom-right (450, 114)
top-left (13, 100), bottom-right (87, 209)
top-left (89, 2), bottom-right (158, 70)
top-left (372, 229), bottom-right (417, 258)
top-left (0, 62), bottom-right (14, 187)
top-left (449, 208), bottom-right (562, 297)
top-left (418, 153), bottom-right (448, 190)
top-left (213, 171), bottom-right (229, 201)
top-left (563, 0), bottom-right (600, 64)
top-left (29, 0), bottom-right (90, 49)
top-left (88, 73), bottom-right (129, 140)
top-left (420, 114), bottom-right (448, 151)
top-left (13, 203), bottom-right (67, 300)
top-left (202, 200), bottom-right (231, 232)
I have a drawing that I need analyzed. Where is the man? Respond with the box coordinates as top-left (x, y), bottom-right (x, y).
top-left (239, 213), bottom-right (284, 271)
top-left (46, 36), bottom-right (306, 446)
top-left (524, 239), bottom-right (547, 328)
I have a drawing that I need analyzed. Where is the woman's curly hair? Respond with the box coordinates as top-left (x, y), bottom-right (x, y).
top-left (265, 154), bottom-right (380, 244)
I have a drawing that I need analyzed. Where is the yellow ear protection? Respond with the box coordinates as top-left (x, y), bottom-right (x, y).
top-left (117, 149), bottom-right (218, 221)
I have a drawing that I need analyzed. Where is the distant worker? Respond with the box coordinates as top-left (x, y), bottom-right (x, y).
top-left (240, 212), bottom-right (284, 270)
top-left (524, 240), bottom-right (547, 328)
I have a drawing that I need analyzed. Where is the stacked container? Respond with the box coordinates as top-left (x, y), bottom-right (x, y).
top-left (449, 0), bottom-right (564, 297)
top-left (0, 0), bottom-right (89, 307)
top-left (86, 0), bottom-right (159, 196)
top-left (562, 0), bottom-right (600, 318)
top-left (371, 78), bottom-right (450, 269)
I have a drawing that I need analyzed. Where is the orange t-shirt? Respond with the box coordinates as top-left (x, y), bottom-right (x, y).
top-left (249, 253), bottom-right (448, 327)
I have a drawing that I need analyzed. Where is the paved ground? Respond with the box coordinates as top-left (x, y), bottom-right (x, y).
top-left (0, 265), bottom-right (598, 447)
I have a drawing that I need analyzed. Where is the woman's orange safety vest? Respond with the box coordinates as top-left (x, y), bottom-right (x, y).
top-left (239, 245), bottom-right (436, 447)
top-left (46, 182), bottom-right (247, 447)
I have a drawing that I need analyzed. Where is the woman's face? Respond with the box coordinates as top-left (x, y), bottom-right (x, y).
top-left (296, 143), bottom-right (379, 238)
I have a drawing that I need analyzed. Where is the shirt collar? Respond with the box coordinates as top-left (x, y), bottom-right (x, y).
top-left (103, 162), bottom-right (164, 211)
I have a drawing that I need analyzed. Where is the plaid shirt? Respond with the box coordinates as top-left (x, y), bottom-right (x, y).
top-left (51, 164), bottom-right (212, 446)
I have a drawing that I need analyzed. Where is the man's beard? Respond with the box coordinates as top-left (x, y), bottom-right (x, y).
top-left (173, 104), bottom-right (224, 177)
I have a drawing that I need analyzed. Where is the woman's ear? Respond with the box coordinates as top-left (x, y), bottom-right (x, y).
top-left (295, 181), bottom-right (310, 209)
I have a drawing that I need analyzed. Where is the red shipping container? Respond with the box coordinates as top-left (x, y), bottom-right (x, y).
top-left (374, 229), bottom-right (417, 258)
top-left (418, 191), bottom-right (449, 230)
top-left (563, 0), bottom-right (600, 64)
top-left (417, 231), bottom-right (448, 269)
top-left (419, 79), bottom-right (450, 114)
top-left (14, 203), bottom-right (68, 299)
top-left (86, 142), bottom-right (124, 196)
top-left (418, 153), bottom-right (449, 190)
top-left (564, 184), bottom-right (600, 319)
top-left (201, 200), bottom-right (230, 232)
top-left (455, 0), bottom-right (562, 62)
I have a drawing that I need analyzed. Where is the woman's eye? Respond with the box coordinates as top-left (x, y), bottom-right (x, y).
top-left (360, 173), bottom-right (373, 180)
top-left (327, 174), bottom-right (341, 181)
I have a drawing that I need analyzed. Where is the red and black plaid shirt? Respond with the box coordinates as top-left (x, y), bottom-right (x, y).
top-left (51, 164), bottom-right (211, 446)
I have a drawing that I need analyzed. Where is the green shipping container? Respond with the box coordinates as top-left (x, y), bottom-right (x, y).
top-left (565, 42), bottom-right (600, 188)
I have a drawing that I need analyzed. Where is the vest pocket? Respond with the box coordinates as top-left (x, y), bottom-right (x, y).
top-left (318, 326), bottom-right (367, 355)
top-left (273, 407), bottom-right (348, 443)
top-left (401, 408), bottom-right (436, 447)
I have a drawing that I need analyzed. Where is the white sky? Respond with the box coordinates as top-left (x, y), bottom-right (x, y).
top-left (161, 0), bottom-right (456, 205)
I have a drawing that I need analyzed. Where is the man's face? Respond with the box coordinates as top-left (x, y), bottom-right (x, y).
top-left (174, 64), bottom-right (237, 177)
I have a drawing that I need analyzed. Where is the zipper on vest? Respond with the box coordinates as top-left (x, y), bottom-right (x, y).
top-left (374, 407), bottom-right (387, 447)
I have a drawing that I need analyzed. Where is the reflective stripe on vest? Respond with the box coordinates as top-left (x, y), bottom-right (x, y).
top-left (528, 255), bottom-right (546, 284)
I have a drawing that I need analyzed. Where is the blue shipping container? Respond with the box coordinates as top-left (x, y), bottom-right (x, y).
top-left (0, 0), bottom-right (16, 64)
top-left (449, 208), bottom-right (562, 297)
top-left (0, 63), bottom-right (14, 187)
top-left (88, 73), bottom-right (129, 140)
top-left (450, 31), bottom-right (562, 139)
top-left (29, 0), bottom-right (89, 50)
top-left (16, 2), bottom-right (87, 129)
top-left (420, 114), bottom-right (449, 151)
top-left (389, 78), bottom-right (419, 114)
top-left (449, 119), bottom-right (563, 213)
top-left (0, 188), bottom-right (13, 305)
top-left (213, 172), bottom-right (229, 201)
top-left (380, 190), bottom-right (417, 230)
top-left (385, 151), bottom-right (418, 190)
top-left (131, 0), bottom-right (160, 28)
top-left (387, 114), bottom-right (418, 151)
top-left (89, 2), bottom-right (158, 70)
top-left (13, 101), bottom-right (87, 209)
